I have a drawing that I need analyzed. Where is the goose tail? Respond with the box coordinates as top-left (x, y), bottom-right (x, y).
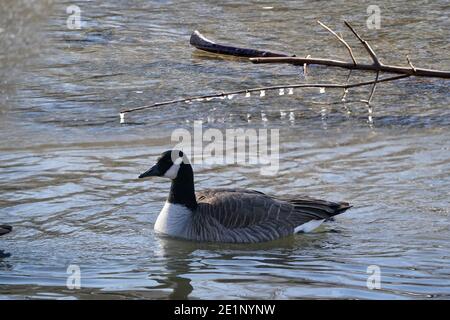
top-left (335, 202), bottom-right (352, 215)
top-left (292, 200), bottom-right (352, 234)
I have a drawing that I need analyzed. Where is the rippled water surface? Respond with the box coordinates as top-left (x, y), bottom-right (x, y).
top-left (1, 0), bottom-right (449, 299)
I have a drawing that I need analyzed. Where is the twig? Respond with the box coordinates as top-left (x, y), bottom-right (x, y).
top-left (317, 20), bottom-right (357, 65)
top-left (344, 21), bottom-right (380, 66)
top-left (361, 71), bottom-right (380, 106)
top-left (250, 56), bottom-right (450, 78)
top-left (303, 54), bottom-right (311, 77)
top-left (341, 70), bottom-right (353, 101)
top-left (406, 55), bottom-right (417, 73)
top-left (120, 74), bottom-right (409, 115)
top-left (368, 71), bottom-right (379, 125)
top-left (368, 71), bottom-right (379, 105)
top-left (360, 71), bottom-right (380, 125)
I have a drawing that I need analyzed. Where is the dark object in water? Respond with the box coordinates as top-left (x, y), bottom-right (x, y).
top-left (0, 225), bottom-right (12, 236)
top-left (190, 30), bottom-right (293, 58)
top-left (0, 250), bottom-right (10, 258)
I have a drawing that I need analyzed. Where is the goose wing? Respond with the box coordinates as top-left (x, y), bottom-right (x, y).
top-left (276, 195), bottom-right (351, 219)
top-left (194, 189), bottom-right (349, 242)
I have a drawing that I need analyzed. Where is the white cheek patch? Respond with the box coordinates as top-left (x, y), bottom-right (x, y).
top-left (164, 164), bottom-right (180, 179)
top-left (173, 157), bottom-right (183, 165)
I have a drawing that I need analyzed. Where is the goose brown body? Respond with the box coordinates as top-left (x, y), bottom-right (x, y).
top-left (187, 189), bottom-right (350, 243)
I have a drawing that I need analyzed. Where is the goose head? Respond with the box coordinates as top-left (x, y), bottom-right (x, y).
top-left (138, 150), bottom-right (191, 180)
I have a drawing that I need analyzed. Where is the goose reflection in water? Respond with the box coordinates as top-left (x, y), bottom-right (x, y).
top-left (150, 228), bottom-right (341, 299)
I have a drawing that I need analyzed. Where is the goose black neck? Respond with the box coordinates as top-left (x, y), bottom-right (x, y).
top-left (167, 164), bottom-right (197, 210)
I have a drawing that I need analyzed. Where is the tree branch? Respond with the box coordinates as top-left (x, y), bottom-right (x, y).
top-left (190, 30), bottom-right (293, 58)
top-left (303, 54), bottom-right (311, 77)
top-left (344, 21), bottom-right (380, 66)
top-left (361, 71), bottom-right (380, 106)
top-left (250, 56), bottom-right (450, 78)
top-left (318, 20), bottom-right (357, 65)
top-left (190, 26), bottom-right (450, 78)
top-left (406, 55), bottom-right (417, 73)
top-left (119, 74), bottom-right (409, 118)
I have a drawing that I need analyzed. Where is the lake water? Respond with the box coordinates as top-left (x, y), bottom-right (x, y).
top-left (0, 0), bottom-right (449, 299)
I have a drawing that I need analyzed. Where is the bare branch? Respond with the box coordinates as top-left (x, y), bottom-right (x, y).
top-left (317, 20), bottom-right (357, 65)
top-left (120, 74), bottom-right (409, 116)
top-left (361, 71), bottom-right (380, 106)
top-left (124, 24), bottom-right (450, 122)
top-left (406, 55), bottom-right (417, 73)
top-left (341, 70), bottom-right (353, 101)
top-left (343, 21), bottom-right (380, 66)
top-left (190, 28), bottom-right (450, 79)
top-left (369, 71), bottom-right (380, 105)
top-left (303, 54), bottom-right (311, 77)
top-left (250, 56), bottom-right (450, 78)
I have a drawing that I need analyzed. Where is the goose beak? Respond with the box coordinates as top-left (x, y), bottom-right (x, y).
top-left (138, 164), bottom-right (160, 179)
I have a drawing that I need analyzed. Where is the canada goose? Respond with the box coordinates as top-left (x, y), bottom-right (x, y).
top-left (139, 150), bottom-right (351, 243)
top-left (0, 225), bottom-right (12, 236)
